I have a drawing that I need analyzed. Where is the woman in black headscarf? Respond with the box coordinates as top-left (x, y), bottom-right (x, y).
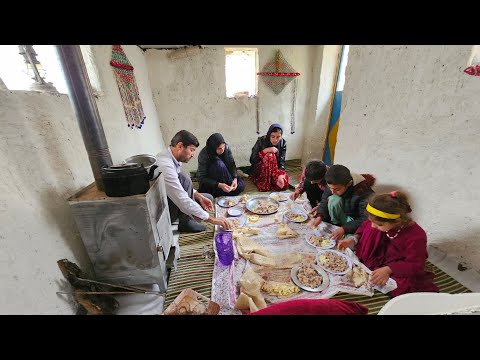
top-left (249, 123), bottom-right (289, 192)
top-left (197, 133), bottom-right (245, 198)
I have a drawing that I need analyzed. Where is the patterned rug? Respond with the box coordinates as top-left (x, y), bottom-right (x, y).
top-left (164, 161), bottom-right (471, 314)
top-left (284, 159), bottom-right (303, 189)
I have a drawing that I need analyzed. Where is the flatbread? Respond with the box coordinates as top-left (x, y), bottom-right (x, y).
top-left (236, 235), bottom-right (271, 258)
top-left (276, 223), bottom-right (298, 239)
top-left (272, 252), bottom-right (303, 269)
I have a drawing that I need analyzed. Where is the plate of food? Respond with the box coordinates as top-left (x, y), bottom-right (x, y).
top-left (227, 207), bottom-right (243, 217)
top-left (217, 196), bottom-right (239, 208)
top-left (294, 192), bottom-right (307, 203)
top-left (285, 209), bottom-right (309, 223)
top-left (220, 216), bottom-right (246, 232)
top-left (316, 249), bottom-right (353, 275)
top-left (245, 196), bottom-right (279, 215)
top-left (270, 192), bottom-right (290, 202)
top-left (305, 230), bottom-right (336, 250)
top-left (291, 263), bottom-right (330, 292)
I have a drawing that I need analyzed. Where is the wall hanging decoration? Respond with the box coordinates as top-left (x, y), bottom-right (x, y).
top-left (256, 86), bottom-right (261, 134)
top-left (290, 77), bottom-right (298, 134)
top-left (464, 45), bottom-right (480, 77)
top-left (110, 45), bottom-right (146, 129)
top-left (257, 50), bottom-right (300, 134)
top-left (464, 64), bottom-right (480, 76)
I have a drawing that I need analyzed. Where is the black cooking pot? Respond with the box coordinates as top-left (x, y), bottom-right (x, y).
top-left (101, 163), bottom-right (150, 197)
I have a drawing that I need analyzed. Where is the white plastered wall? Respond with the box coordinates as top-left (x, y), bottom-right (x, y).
top-left (335, 45), bottom-right (480, 272)
top-left (302, 45), bottom-right (342, 163)
top-left (0, 45), bottom-right (165, 314)
top-left (145, 45), bottom-right (329, 173)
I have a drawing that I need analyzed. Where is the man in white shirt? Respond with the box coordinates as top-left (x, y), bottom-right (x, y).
top-left (154, 130), bottom-right (231, 232)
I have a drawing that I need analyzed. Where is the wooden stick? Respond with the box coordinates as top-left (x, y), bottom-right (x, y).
top-left (57, 291), bottom-right (164, 296)
top-left (76, 277), bottom-right (164, 295)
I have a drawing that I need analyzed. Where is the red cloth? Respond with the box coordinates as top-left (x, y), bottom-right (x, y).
top-left (251, 152), bottom-right (289, 192)
top-left (249, 299), bottom-right (368, 315)
top-left (355, 220), bottom-right (439, 297)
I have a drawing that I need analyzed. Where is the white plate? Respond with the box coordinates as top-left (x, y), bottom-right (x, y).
top-left (316, 249), bottom-right (353, 275)
top-left (270, 192), bottom-right (289, 202)
top-left (291, 264), bottom-right (330, 292)
top-left (294, 192), bottom-right (307, 203)
top-left (305, 230), bottom-right (336, 250)
top-left (227, 207), bottom-right (243, 217)
top-left (217, 197), bottom-right (239, 208)
top-left (285, 209), bottom-right (309, 223)
top-left (220, 216), bottom-right (246, 232)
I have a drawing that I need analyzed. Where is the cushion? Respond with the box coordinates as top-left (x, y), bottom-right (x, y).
top-left (249, 298), bottom-right (368, 315)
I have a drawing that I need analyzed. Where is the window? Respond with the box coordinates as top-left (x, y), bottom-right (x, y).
top-left (0, 45), bottom-right (68, 94)
top-left (225, 48), bottom-right (258, 98)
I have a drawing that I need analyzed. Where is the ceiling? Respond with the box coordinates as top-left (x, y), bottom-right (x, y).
top-left (137, 45), bottom-right (192, 50)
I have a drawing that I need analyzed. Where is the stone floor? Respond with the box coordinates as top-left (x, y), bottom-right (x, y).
top-left (427, 245), bottom-right (480, 292)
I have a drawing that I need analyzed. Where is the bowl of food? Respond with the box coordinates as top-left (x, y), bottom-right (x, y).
top-left (220, 216), bottom-right (246, 232)
top-left (316, 249), bottom-right (352, 275)
top-left (290, 264), bottom-right (330, 292)
top-left (285, 209), bottom-right (309, 223)
top-left (294, 192), bottom-right (307, 203)
top-left (270, 192), bottom-right (290, 202)
top-left (305, 230), bottom-right (336, 249)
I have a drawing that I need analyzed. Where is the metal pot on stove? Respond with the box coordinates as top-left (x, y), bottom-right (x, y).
top-left (124, 154), bottom-right (158, 180)
top-left (101, 163), bottom-right (150, 197)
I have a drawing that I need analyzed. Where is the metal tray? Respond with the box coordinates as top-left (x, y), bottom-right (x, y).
top-left (245, 196), bottom-right (279, 215)
top-left (290, 264), bottom-right (330, 292)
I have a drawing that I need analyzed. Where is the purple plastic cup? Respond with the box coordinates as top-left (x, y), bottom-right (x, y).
top-left (215, 231), bottom-right (234, 266)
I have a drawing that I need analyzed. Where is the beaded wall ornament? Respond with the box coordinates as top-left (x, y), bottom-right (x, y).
top-left (257, 50), bottom-right (300, 134)
top-left (110, 45), bottom-right (146, 129)
top-left (257, 50), bottom-right (300, 95)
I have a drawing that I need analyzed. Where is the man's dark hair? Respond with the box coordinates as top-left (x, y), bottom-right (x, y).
top-left (305, 160), bottom-right (327, 181)
top-left (325, 164), bottom-right (352, 185)
top-left (170, 130), bottom-right (200, 147)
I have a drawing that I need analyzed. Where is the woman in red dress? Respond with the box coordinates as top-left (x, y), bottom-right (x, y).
top-left (338, 191), bottom-right (439, 298)
top-left (249, 123), bottom-right (289, 192)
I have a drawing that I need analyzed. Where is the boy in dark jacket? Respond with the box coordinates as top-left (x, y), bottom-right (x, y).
top-left (310, 164), bottom-right (375, 241)
top-left (291, 160), bottom-right (328, 209)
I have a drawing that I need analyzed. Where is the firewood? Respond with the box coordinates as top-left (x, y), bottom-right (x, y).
top-left (58, 259), bottom-right (118, 314)
top-left (74, 290), bottom-right (119, 315)
top-left (57, 259), bottom-right (107, 291)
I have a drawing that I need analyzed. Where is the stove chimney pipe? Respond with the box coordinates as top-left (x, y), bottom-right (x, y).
top-left (55, 45), bottom-right (112, 191)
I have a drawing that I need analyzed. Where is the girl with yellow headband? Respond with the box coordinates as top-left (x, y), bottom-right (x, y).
top-left (338, 191), bottom-right (439, 298)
